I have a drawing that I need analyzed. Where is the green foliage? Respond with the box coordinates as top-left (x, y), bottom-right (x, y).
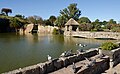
top-left (49, 15), bottom-right (56, 26)
top-left (0, 15), bottom-right (28, 32)
top-left (52, 28), bottom-right (64, 35)
top-left (78, 17), bottom-right (91, 24)
top-left (27, 15), bottom-right (44, 25)
top-left (106, 19), bottom-right (117, 30)
top-left (15, 14), bottom-right (25, 19)
top-left (1, 8), bottom-right (12, 16)
top-left (44, 19), bottom-right (51, 26)
top-left (10, 18), bottom-right (21, 28)
top-left (55, 16), bottom-right (66, 27)
top-left (52, 28), bottom-right (59, 35)
top-left (60, 3), bottom-right (81, 21)
top-left (91, 19), bottom-right (103, 31)
top-left (101, 42), bottom-right (119, 50)
top-left (111, 26), bottom-right (120, 32)
top-left (79, 23), bottom-right (93, 31)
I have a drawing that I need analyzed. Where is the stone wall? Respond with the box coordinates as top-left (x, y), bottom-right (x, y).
top-left (64, 31), bottom-right (120, 40)
top-left (77, 56), bottom-right (110, 74)
top-left (3, 49), bottom-right (98, 74)
top-left (19, 24), bottom-right (59, 34)
top-left (3, 48), bottom-right (120, 74)
top-left (111, 48), bottom-right (120, 67)
top-left (99, 47), bottom-right (120, 67)
top-left (38, 26), bottom-right (58, 34)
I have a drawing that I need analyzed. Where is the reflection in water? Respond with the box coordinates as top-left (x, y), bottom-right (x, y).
top-left (0, 33), bottom-right (118, 73)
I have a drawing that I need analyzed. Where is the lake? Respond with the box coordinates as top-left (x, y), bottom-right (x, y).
top-left (0, 33), bottom-right (118, 73)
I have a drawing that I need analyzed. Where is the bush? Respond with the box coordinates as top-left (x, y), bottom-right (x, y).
top-left (52, 28), bottom-right (59, 35)
top-left (101, 42), bottom-right (119, 50)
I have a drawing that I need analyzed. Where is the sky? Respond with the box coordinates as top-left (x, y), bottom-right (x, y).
top-left (0, 0), bottom-right (120, 22)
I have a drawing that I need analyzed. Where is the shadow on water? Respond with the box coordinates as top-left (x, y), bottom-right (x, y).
top-left (95, 38), bottom-right (117, 40)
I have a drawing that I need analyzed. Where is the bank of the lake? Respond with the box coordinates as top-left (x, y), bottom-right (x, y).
top-left (0, 33), bottom-right (118, 73)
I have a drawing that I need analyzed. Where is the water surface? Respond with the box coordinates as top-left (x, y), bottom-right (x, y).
top-left (0, 33), bottom-right (118, 73)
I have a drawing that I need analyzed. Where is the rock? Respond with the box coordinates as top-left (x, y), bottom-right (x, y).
top-left (45, 61), bottom-right (54, 73)
top-left (37, 63), bottom-right (47, 74)
top-left (3, 69), bottom-right (22, 74)
top-left (53, 59), bottom-right (63, 70)
top-left (21, 65), bottom-right (39, 74)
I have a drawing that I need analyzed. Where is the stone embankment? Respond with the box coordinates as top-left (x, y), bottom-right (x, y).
top-left (19, 24), bottom-right (58, 34)
top-left (64, 31), bottom-right (120, 40)
top-left (3, 46), bottom-right (120, 74)
top-left (3, 49), bottom-right (98, 74)
top-left (49, 55), bottom-right (109, 74)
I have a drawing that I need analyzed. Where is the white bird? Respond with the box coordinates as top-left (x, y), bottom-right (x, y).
top-left (47, 55), bottom-right (52, 61)
top-left (76, 49), bottom-right (85, 54)
top-left (85, 57), bottom-right (96, 67)
top-left (60, 51), bottom-right (66, 57)
top-left (76, 43), bottom-right (86, 47)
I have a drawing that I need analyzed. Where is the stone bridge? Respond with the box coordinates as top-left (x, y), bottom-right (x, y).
top-left (64, 31), bottom-right (120, 40)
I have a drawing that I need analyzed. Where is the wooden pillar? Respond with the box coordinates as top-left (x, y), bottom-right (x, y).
top-left (65, 26), bottom-right (68, 31)
top-left (69, 26), bottom-right (72, 31)
top-left (76, 27), bottom-right (79, 32)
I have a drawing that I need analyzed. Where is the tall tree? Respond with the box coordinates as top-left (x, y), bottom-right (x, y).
top-left (54, 16), bottom-right (67, 27)
top-left (49, 15), bottom-right (56, 26)
top-left (1, 8), bottom-right (12, 16)
top-left (78, 17), bottom-right (91, 24)
top-left (60, 3), bottom-right (81, 21)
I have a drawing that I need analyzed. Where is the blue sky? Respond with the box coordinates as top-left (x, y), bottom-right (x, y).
top-left (0, 0), bottom-right (120, 22)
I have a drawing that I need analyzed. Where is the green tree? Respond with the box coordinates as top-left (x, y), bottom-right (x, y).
top-left (44, 19), bottom-right (51, 26)
top-left (1, 8), bottom-right (12, 16)
top-left (79, 23), bottom-right (93, 31)
top-left (27, 15), bottom-right (43, 25)
top-left (49, 15), bottom-right (56, 26)
top-left (92, 19), bottom-right (102, 31)
top-left (78, 17), bottom-right (91, 24)
top-left (106, 19), bottom-right (117, 30)
top-left (54, 16), bottom-right (67, 27)
top-left (60, 3), bottom-right (81, 21)
top-left (15, 14), bottom-right (25, 19)
top-left (9, 18), bottom-right (21, 32)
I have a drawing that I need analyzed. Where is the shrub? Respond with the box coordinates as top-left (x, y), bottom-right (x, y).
top-left (52, 28), bottom-right (59, 35)
top-left (101, 42), bottom-right (119, 50)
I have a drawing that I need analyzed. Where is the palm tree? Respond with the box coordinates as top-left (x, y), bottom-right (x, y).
top-left (1, 8), bottom-right (12, 16)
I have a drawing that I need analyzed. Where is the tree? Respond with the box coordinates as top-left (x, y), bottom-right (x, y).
top-left (54, 16), bottom-right (67, 27)
top-left (78, 17), bottom-right (91, 24)
top-left (108, 19), bottom-right (116, 24)
top-left (79, 23), bottom-right (93, 31)
top-left (27, 15), bottom-right (44, 25)
top-left (44, 19), bottom-right (51, 26)
top-left (92, 19), bottom-right (102, 31)
top-left (49, 15), bottom-right (56, 26)
top-left (9, 18), bottom-right (22, 32)
top-left (1, 8), bottom-right (12, 16)
top-left (106, 19), bottom-right (117, 30)
top-left (15, 14), bottom-right (25, 19)
top-left (60, 3), bottom-right (81, 21)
